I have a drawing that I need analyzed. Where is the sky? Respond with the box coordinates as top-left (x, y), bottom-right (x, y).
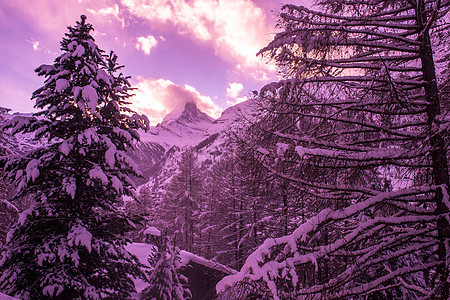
top-left (0, 0), bottom-right (310, 125)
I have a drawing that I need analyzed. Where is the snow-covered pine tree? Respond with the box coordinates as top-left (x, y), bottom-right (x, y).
top-left (161, 148), bottom-right (204, 254)
top-left (0, 15), bottom-right (149, 299)
top-left (140, 238), bottom-right (190, 300)
top-left (206, 145), bottom-right (270, 270)
top-left (206, 151), bottom-right (249, 269)
top-left (124, 183), bottom-right (159, 242)
top-left (218, 0), bottom-right (449, 299)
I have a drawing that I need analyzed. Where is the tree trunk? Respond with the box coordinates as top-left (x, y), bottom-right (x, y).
top-left (418, 2), bottom-right (450, 297)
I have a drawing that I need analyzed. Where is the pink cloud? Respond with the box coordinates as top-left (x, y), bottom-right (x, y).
top-left (88, 3), bottom-right (126, 28)
top-left (2, 0), bottom-right (110, 36)
top-left (226, 82), bottom-right (244, 99)
top-left (130, 77), bottom-right (222, 125)
top-left (120, 0), bottom-right (277, 80)
top-left (135, 35), bottom-right (158, 55)
top-left (24, 39), bottom-right (40, 52)
top-left (225, 82), bottom-right (248, 106)
top-left (32, 41), bottom-right (40, 52)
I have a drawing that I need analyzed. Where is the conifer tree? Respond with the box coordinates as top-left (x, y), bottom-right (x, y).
top-left (204, 129), bottom-right (309, 270)
top-left (140, 238), bottom-right (190, 300)
top-left (0, 122), bottom-right (15, 248)
top-left (162, 148), bottom-right (203, 254)
top-left (124, 183), bottom-right (158, 242)
top-left (0, 15), bottom-right (149, 299)
top-left (218, 0), bottom-right (449, 298)
top-left (206, 147), bottom-right (265, 269)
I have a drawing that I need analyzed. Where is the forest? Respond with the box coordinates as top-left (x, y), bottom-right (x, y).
top-left (0, 0), bottom-right (449, 299)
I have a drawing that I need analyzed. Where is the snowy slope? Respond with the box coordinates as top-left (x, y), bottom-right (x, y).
top-left (0, 100), bottom-right (256, 189)
top-left (195, 99), bottom-right (257, 164)
top-left (0, 113), bottom-right (41, 154)
top-left (206, 100), bottom-right (255, 136)
top-left (132, 100), bottom-right (256, 187)
top-left (0, 292), bottom-right (16, 300)
top-left (139, 102), bottom-right (214, 149)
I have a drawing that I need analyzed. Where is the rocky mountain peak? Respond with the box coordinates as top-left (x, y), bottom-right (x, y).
top-left (139, 102), bottom-right (216, 149)
top-left (161, 102), bottom-right (214, 127)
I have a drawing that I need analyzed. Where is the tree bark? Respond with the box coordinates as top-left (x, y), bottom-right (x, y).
top-left (417, 1), bottom-right (450, 297)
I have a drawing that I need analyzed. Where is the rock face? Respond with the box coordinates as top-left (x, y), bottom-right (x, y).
top-left (162, 102), bottom-right (214, 128)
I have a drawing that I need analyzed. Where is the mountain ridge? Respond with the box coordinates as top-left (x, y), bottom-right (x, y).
top-left (139, 102), bottom-right (214, 149)
top-left (131, 99), bottom-right (255, 185)
top-left (0, 100), bottom-right (255, 187)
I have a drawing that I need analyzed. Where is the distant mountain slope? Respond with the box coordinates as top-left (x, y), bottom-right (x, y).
top-left (132, 100), bottom-right (256, 186)
top-left (0, 100), bottom-right (256, 189)
top-left (139, 102), bottom-right (214, 149)
top-left (0, 113), bottom-right (41, 155)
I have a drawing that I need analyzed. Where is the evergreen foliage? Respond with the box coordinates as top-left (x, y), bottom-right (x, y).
top-left (206, 144), bottom-right (269, 269)
top-left (124, 183), bottom-right (158, 243)
top-left (199, 126), bottom-right (310, 270)
top-left (140, 239), bottom-right (190, 300)
top-left (161, 148), bottom-right (204, 253)
top-left (0, 15), bottom-right (149, 299)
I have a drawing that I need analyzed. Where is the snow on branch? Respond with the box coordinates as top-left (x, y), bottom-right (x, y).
top-left (217, 186), bottom-right (445, 298)
top-left (1, 116), bottom-right (35, 135)
top-left (0, 199), bottom-right (19, 213)
top-left (280, 3), bottom-right (416, 23)
top-left (67, 223), bottom-right (93, 253)
top-left (294, 145), bottom-right (424, 162)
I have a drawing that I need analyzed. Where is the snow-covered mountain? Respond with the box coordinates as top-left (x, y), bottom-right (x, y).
top-left (0, 100), bottom-right (255, 188)
top-left (130, 100), bottom-right (255, 186)
top-left (0, 112), bottom-right (41, 155)
top-left (139, 101), bottom-right (215, 149)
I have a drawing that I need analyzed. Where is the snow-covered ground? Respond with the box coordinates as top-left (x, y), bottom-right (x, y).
top-left (125, 242), bottom-right (157, 294)
top-left (0, 292), bottom-right (16, 300)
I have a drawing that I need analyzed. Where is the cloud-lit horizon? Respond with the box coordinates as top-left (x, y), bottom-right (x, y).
top-left (0, 0), bottom-right (308, 125)
top-left (132, 77), bottom-right (223, 125)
